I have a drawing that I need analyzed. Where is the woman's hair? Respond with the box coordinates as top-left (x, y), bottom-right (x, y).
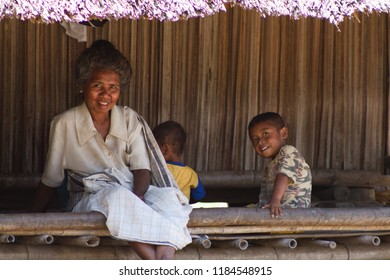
top-left (75, 40), bottom-right (132, 90)
top-left (152, 121), bottom-right (187, 156)
top-left (248, 112), bottom-right (286, 131)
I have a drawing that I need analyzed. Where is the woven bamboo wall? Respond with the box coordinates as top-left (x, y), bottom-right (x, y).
top-left (0, 8), bottom-right (388, 175)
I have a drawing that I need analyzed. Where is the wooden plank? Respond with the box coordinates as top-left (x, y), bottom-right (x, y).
top-left (2, 208), bottom-right (390, 236)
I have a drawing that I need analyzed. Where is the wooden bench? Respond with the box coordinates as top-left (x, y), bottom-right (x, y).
top-left (1, 208), bottom-right (390, 259)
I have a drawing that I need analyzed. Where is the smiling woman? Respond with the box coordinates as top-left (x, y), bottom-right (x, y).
top-left (84, 70), bottom-right (121, 140)
top-left (30, 40), bottom-right (192, 260)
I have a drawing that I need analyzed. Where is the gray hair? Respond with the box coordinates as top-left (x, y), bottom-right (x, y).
top-left (75, 40), bottom-right (132, 90)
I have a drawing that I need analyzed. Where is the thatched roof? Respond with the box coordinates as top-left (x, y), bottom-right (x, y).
top-left (1, 1), bottom-right (390, 25)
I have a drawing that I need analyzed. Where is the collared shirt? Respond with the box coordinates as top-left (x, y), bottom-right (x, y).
top-left (41, 102), bottom-right (150, 187)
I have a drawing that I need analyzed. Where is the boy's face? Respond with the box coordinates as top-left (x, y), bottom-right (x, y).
top-left (249, 121), bottom-right (288, 159)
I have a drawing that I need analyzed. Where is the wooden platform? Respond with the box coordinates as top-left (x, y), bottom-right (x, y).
top-left (1, 207), bottom-right (390, 260)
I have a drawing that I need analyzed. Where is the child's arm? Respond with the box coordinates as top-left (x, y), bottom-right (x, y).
top-left (262, 173), bottom-right (288, 218)
top-left (190, 178), bottom-right (206, 203)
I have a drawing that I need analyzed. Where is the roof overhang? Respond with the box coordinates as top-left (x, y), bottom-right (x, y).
top-left (1, 1), bottom-right (390, 25)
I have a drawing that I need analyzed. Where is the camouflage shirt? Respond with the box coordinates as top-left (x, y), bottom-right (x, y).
top-left (259, 145), bottom-right (312, 208)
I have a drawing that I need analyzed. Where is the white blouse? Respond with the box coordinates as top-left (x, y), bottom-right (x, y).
top-left (41, 102), bottom-right (150, 188)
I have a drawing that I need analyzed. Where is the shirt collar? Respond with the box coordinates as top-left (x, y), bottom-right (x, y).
top-left (76, 102), bottom-right (127, 145)
top-left (109, 105), bottom-right (128, 141)
top-left (167, 161), bottom-right (185, 167)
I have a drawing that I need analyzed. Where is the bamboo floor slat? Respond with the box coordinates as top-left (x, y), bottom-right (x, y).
top-left (205, 231), bottom-right (390, 240)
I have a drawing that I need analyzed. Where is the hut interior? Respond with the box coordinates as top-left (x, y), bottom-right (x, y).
top-left (1, 4), bottom-right (390, 259)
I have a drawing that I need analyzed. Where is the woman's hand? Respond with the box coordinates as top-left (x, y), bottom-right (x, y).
top-left (30, 182), bottom-right (56, 212)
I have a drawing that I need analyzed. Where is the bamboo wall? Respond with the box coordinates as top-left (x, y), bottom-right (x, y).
top-left (0, 8), bottom-right (388, 176)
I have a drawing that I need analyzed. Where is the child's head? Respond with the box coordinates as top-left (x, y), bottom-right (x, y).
top-left (248, 112), bottom-right (288, 159)
top-left (152, 120), bottom-right (187, 162)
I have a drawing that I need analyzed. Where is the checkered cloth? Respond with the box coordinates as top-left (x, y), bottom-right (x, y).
top-left (69, 115), bottom-right (192, 249)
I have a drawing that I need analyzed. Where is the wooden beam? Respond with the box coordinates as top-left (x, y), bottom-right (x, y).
top-left (1, 208), bottom-right (390, 236)
top-left (187, 207), bottom-right (390, 227)
top-left (197, 170), bottom-right (390, 188)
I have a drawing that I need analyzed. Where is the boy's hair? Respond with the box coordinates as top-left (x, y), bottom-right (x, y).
top-left (152, 121), bottom-right (187, 156)
top-left (248, 112), bottom-right (286, 131)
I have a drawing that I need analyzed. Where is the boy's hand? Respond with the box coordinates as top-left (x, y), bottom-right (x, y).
top-left (262, 173), bottom-right (288, 218)
top-left (262, 199), bottom-right (282, 218)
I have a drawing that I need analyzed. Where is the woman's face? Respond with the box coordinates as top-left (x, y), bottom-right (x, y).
top-left (84, 69), bottom-right (121, 116)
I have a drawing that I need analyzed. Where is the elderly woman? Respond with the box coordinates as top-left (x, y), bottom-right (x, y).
top-left (31, 40), bottom-right (192, 260)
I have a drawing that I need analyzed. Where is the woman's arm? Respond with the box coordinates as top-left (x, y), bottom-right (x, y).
top-left (132, 169), bottom-right (151, 200)
top-left (30, 182), bottom-right (57, 212)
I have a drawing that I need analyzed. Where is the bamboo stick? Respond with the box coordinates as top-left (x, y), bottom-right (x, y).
top-left (189, 226), bottom-right (390, 235)
top-left (1, 170), bottom-right (389, 190)
top-left (0, 234), bottom-right (15, 244)
top-left (191, 235), bottom-right (212, 249)
top-left (212, 239), bottom-right (248, 250)
top-left (2, 243), bottom-right (390, 260)
top-left (196, 170), bottom-right (390, 188)
top-left (334, 235), bottom-right (381, 246)
top-left (207, 231), bottom-right (390, 240)
top-left (16, 234), bottom-right (54, 245)
top-left (299, 239), bottom-right (337, 249)
top-left (253, 238), bottom-right (297, 249)
top-left (54, 236), bottom-right (100, 247)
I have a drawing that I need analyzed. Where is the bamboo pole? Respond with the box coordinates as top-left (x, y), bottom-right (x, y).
top-left (191, 235), bottom-right (212, 249)
top-left (1, 170), bottom-right (389, 190)
top-left (188, 207), bottom-right (390, 228)
top-left (0, 234), bottom-right (15, 244)
top-left (334, 235), bottom-right (381, 246)
top-left (54, 236), bottom-right (100, 247)
top-left (16, 234), bottom-right (54, 245)
top-left (2, 208), bottom-right (390, 236)
top-left (189, 225), bottom-right (390, 235)
top-left (212, 239), bottom-right (249, 250)
top-left (0, 212), bottom-right (109, 236)
top-left (207, 231), bottom-right (390, 240)
top-left (1, 243), bottom-right (390, 260)
top-left (299, 239), bottom-right (337, 249)
top-left (253, 238), bottom-right (297, 249)
top-left (197, 170), bottom-right (390, 188)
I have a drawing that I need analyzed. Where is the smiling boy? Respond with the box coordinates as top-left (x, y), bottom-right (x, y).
top-left (248, 112), bottom-right (312, 218)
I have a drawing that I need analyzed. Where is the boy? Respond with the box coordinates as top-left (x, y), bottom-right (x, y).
top-left (153, 121), bottom-right (206, 203)
top-left (248, 112), bottom-right (311, 218)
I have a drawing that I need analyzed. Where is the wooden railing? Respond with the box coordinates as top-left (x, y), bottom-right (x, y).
top-left (1, 170), bottom-right (390, 210)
